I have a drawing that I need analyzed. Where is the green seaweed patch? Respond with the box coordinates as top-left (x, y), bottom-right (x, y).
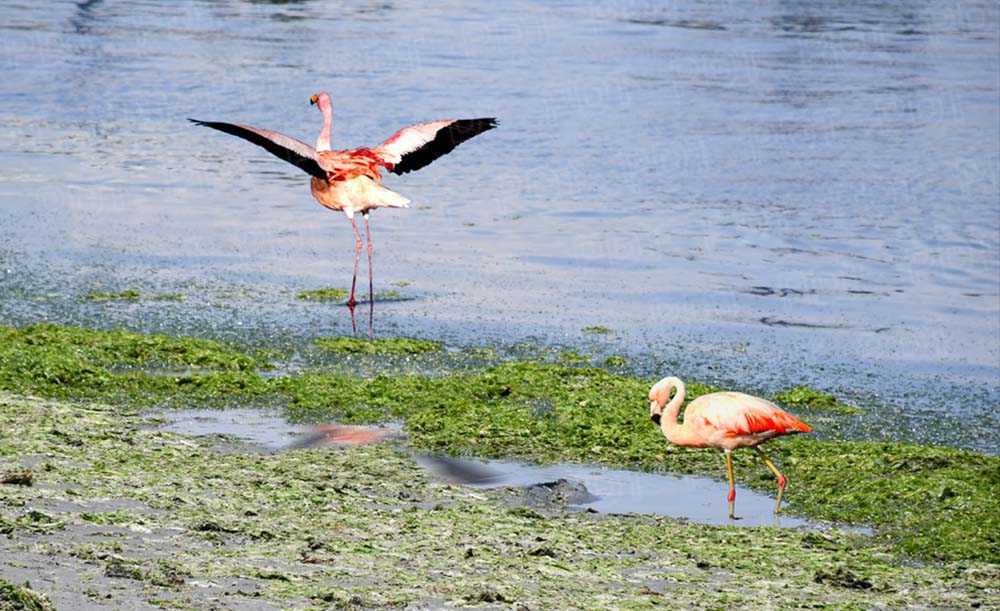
top-left (391, 281), bottom-right (410, 287)
top-left (297, 288), bottom-right (410, 303)
top-left (373, 289), bottom-right (409, 301)
top-left (86, 290), bottom-right (140, 302)
top-left (0, 324), bottom-right (266, 401)
top-left (0, 579), bottom-right (56, 611)
top-left (461, 346), bottom-right (499, 361)
top-left (152, 293), bottom-right (185, 301)
top-left (297, 288), bottom-right (349, 302)
top-left (104, 558), bottom-right (190, 588)
top-left (556, 350), bottom-right (591, 365)
top-left (314, 337), bottom-right (443, 355)
top-left (603, 356), bottom-right (627, 367)
top-left (774, 386), bottom-right (864, 415)
top-left (582, 326), bottom-right (612, 334)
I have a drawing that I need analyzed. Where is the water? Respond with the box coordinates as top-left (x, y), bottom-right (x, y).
top-left (153, 407), bottom-right (838, 529)
top-left (468, 460), bottom-right (819, 528)
top-left (1, 1), bottom-right (998, 452)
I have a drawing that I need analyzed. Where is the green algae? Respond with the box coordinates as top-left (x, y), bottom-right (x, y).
top-left (0, 323), bottom-right (266, 404)
top-left (314, 336), bottom-right (443, 355)
top-left (297, 288), bottom-right (409, 303)
top-left (582, 326), bottom-right (612, 334)
top-left (0, 579), bottom-right (56, 611)
top-left (774, 386), bottom-right (865, 414)
top-left (297, 287), bottom-right (349, 302)
top-left (86, 290), bottom-right (140, 301)
top-left (374, 289), bottom-right (407, 300)
top-left (151, 293), bottom-right (185, 301)
top-left (556, 350), bottom-right (592, 365)
top-left (0, 393), bottom-right (994, 611)
top-left (0, 323), bottom-right (997, 567)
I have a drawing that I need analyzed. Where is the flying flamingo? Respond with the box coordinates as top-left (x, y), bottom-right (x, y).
top-left (190, 92), bottom-right (496, 312)
top-left (648, 376), bottom-right (812, 519)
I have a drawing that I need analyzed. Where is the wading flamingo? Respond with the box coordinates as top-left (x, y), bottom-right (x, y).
top-left (190, 93), bottom-right (496, 310)
top-left (648, 376), bottom-right (812, 519)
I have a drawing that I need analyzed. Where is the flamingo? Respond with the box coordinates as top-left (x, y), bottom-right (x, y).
top-left (648, 376), bottom-right (812, 519)
top-left (190, 92), bottom-right (497, 310)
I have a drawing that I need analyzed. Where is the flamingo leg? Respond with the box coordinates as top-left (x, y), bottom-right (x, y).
top-left (725, 450), bottom-right (736, 519)
top-left (363, 213), bottom-right (374, 338)
top-left (364, 213), bottom-right (374, 306)
top-left (348, 217), bottom-right (363, 307)
top-left (754, 446), bottom-right (788, 514)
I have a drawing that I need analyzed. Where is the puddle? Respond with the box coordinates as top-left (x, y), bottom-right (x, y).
top-left (469, 461), bottom-right (816, 528)
top-left (151, 407), bottom-right (302, 450)
top-left (150, 408), bottom-right (867, 531)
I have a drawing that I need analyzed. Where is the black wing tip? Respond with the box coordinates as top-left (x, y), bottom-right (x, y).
top-left (390, 118), bottom-right (497, 176)
top-left (466, 117), bottom-right (499, 129)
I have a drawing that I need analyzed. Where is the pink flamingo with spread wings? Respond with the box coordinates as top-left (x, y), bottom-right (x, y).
top-left (648, 376), bottom-right (812, 519)
top-left (190, 92), bottom-right (496, 310)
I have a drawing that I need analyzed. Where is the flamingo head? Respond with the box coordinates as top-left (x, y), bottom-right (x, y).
top-left (648, 376), bottom-right (682, 425)
top-left (310, 92), bottom-right (332, 112)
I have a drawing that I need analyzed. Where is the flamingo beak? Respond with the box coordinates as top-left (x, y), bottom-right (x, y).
top-left (309, 94), bottom-right (319, 106)
top-left (649, 400), bottom-right (662, 425)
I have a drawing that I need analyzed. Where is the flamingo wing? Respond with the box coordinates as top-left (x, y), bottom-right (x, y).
top-left (692, 393), bottom-right (812, 437)
top-left (189, 119), bottom-right (327, 180)
top-left (374, 118), bottom-right (498, 175)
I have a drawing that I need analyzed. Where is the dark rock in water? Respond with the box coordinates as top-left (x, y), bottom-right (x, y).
top-left (524, 479), bottom-right (599, 507)
top-left (496, 478), bottom-right (599, 513)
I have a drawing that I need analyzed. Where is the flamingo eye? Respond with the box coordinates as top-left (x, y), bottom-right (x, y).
top-left (309, 94), bottom-right (319, 105)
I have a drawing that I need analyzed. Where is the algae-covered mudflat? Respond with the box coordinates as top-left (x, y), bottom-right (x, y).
top-left (1, 324), bottom-right (997, 610)
top-left (3, 0), bottom-right (998, 608)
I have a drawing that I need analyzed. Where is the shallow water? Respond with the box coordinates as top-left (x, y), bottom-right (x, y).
top-left (1, 1), bottom-right (998, 452)
top-left (469, 460), bottom-right (818, 528)
top-left (153, 407), bottom-right (840, 529)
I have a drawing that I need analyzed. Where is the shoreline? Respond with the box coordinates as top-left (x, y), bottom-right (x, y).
top-left (2, 277), bottom-right (997, 456)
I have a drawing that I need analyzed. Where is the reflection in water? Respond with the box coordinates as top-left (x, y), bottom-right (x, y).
top-left (346, 299), bottom-right (374, 338)
top-left (72, 0), bottom-right (103, 34)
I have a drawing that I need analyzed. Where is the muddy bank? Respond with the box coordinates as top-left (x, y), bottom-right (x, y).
top-left (2, 393), bottom-right (997, 610)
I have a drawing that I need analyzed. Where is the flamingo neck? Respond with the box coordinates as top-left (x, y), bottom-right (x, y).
top-left (657, 377), bottom-right (686, 443)
top-left (316, 94), bottom-right (333, 151)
